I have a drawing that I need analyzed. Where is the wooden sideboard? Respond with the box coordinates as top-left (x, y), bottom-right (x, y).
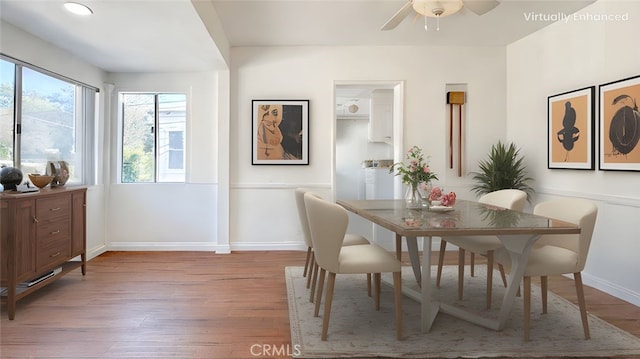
top-left (1, 186), bottom-right (87, 319)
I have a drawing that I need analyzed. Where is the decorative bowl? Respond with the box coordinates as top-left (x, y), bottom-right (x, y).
top-left (28, 174), bottom-right (54, 189)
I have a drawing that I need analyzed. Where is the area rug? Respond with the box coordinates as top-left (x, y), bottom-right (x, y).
top-left (286, 265), bottom-right (640, 358)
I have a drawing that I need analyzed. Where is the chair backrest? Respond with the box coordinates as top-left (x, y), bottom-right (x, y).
top-left (294, 188), bottom-right (314, 248)
top-left (533, 198), bottom-right (598, 272)
top-left (479, 189), bottom-right (528, 212)
top-left (303, 192), bottom-right (347, 273)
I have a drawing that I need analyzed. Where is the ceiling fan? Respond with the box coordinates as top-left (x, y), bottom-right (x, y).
top-left (381, 0), bottom-right (500, 31)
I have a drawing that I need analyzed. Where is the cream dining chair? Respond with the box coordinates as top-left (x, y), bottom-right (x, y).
top-left (304, 192), bottom-right (403, 341)
top-left (494, 197), bottom-right (598, 341)
top-left (295, 188), bottom-right (370, 302)
top-left (436, 189), bottom-right (528, 308)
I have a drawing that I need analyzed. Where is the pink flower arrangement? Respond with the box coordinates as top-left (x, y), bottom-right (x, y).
top-left (429, 186), bottom-right (457, 207)
top-left (390, 146), bottom-right (438, 188)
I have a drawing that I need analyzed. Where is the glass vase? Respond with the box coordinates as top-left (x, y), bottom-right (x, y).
top-left (405, 183), bottom-right (426, 209)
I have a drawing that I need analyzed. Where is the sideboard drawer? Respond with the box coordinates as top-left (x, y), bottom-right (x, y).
top-left (36, 196), bottom-right (70, 222)
top-left (36, 220), bottom-right (71, 270)
top-left (36, 238), bottom-right (71, 270)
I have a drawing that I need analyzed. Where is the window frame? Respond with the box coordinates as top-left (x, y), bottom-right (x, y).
top-left (0, 53), bottom-right (97, 186)
top-left (118, 92), bottom-right (187, 184)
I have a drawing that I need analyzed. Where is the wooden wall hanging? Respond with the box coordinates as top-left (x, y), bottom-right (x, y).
top-left (447, 91), bottom-right (465, 177)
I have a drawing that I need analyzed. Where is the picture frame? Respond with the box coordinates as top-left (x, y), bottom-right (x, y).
top-left (547, 86), bottom-right (595, 170)
top-left (599, 75), bottom-right (640, 171)
top-left (252, 99), bottom-right (309, 165)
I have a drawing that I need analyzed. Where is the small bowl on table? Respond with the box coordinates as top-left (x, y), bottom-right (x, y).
top-left (28, 174), bottom-right (54, 189)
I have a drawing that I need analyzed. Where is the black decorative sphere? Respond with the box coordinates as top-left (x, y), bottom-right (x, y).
top-left (0, 166), bottom-right (23, 190)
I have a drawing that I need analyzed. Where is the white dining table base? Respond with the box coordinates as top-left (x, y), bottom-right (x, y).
top-left (401, 233), bottom-right (541, 333)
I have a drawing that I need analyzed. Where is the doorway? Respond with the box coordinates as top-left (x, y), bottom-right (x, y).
top-left (333, 80), bottom-right (404, 248)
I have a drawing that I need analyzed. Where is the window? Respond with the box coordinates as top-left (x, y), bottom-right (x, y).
top-left (0, 55), bottom-right (95, 185)
top-left (120, 93), bottom-right (186, 183)
top-left (0, 60), bottom-right (15, 167)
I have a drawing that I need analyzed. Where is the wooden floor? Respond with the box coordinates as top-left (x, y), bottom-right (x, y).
top-left (1, 251), bottom-right (639, 359)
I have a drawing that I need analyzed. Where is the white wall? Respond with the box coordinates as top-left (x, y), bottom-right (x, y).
top-left (506, 0), bottom-right (640, 305)
top-left (106, 72), bottom-right (222, 251)
top-left (229, 45), bottom-right (507, 250)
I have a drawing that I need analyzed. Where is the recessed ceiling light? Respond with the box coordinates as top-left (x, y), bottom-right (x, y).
top-left (64, 2), bottom-right (93, 16)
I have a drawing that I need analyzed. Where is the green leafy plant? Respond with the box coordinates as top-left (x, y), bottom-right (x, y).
top-left (470, 141), bottom-right (534, 200)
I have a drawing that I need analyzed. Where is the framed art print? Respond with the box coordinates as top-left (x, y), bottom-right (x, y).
top-left (252, 100), bottom-right (309, 165)
top-left (547, 86), bottom-right (595, 169)
top-left (599, 75), bottom-right (640, 171)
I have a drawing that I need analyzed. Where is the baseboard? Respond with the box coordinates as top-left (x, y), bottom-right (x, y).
top-left (230, 241), bottom-right (307, 251)
top-left (87, 244), bottom-right (108, 260)
top-left (103, 240), bottom-right (306, 253)
top-left (107, 241), bottom-right (224, 252)
top-left (580, 272), bottom-right (640, 307)
top-left (105, 241), bottom-right (295, 253)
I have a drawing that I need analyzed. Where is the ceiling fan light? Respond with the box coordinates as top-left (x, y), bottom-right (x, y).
top-left (413, 0), bottom-right (463, 18)
top-left (64, 2), bottom-right (93, 16)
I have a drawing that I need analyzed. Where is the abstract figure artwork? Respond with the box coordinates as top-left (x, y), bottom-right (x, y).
top-left (252, 100), bottom-right (309, 165)
top-left (556, 101), bottom-right (580, 160)
top-left (609, 95), bottom-right (640, 155)
top-left (548, 87), bottom-right (595, 170)
top-left (599, 76), bottom-right (640, 171)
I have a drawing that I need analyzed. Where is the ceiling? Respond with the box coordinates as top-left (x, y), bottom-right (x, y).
top-left (0, 0), bottom-right (595, 73)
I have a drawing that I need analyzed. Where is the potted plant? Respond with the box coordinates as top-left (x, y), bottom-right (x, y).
top-left (470, 141), bottom-right (534, 201)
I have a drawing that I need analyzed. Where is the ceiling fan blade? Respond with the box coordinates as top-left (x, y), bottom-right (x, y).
top-left (463, 0), bottom-right (499, 15)
top-left (381, 1), bottom-right (414, 31)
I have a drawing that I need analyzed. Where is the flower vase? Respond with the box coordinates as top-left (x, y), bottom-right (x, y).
top-left (405, 184), bottom-right (426, 209)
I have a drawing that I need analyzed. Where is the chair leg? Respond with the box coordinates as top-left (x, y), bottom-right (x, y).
top-left (309, 262), bottom-right (319, 303)
top-left (321, 272), bottom-right (337, 341)
top-left (541, 276), bottom-right (548, 314)
top-left (470, 252), bottom-right (475, 277)
top-left (486, 251), bottom-right (494, 309)
top-left (303, 247), bottom-right (312, 277)
top-left (306, 254), bottom-right (315, 288)
top-left (374, 273), bottom-right (381, 310)
top-left (367, 273), bottom-right (372, 297)
top-left (574, 272), bottom-right (591, 339)
top-left (498, 264), bottom-right (520, 297)
top-left (314, 268), bottom-right (326, 317)
top-left (498, 264), bottom-right (508, 287)
top-left (458, 248), bottom-right (465, 300)
top-left (524, 276), bottom-right (531, 341)
top-left (393, 271), bottom-right (403, 341)
top-left (436, 240), bottom-right (447, 288)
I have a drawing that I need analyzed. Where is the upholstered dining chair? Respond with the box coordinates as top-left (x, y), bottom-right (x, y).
top-left (295, 188), bottom-right (370, 302)
top-left (304, 192), bottom-right (403, 341)
top-left (436, 189), bottom-right (527, 308)
top-left (494, 197), bottom-right (598, 341)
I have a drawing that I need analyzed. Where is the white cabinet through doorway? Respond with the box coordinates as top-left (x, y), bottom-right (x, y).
top-left (368, 89), bottom-right (393, 143)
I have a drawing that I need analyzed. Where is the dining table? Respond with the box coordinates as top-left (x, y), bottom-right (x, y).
top-left (336, 199), bottom-right (581, 333)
